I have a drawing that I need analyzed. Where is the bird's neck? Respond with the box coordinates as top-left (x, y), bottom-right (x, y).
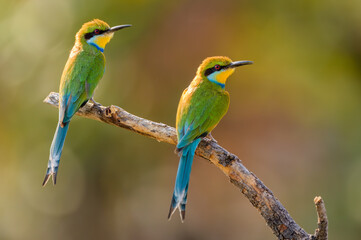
top-left (200, 75), bottom-right (226, 90)
top-left (88, 42), bottom-right (104, 52)
top-left (75, 40), bottom-right (104, 55)
top-left (195, 76), bottom-right (226, 91)
top-left (208, 78), bottom-right (225, 89)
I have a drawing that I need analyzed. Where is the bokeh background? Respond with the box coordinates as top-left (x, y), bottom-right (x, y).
top-left (1, 0), bottom-right (361, 239)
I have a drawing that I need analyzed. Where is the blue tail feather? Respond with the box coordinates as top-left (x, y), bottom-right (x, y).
top-left (168, 138), bottom-right (201, 221)
top-left (43, 122), bottom-right (70, 186)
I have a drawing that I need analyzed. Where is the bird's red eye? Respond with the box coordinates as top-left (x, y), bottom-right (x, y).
top-left (94, 29), bottom-right (100, 34)
top-left (215, 64), bottom-right (221, 70)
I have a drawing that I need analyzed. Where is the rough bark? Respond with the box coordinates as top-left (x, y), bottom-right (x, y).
top-left (44, 92), bottom-right (328, 240)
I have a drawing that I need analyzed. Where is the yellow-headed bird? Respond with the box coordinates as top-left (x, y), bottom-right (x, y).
top-left (168, 56), bottom-right (253, 221)
top-left (43, 19), bottom-right (131, 186)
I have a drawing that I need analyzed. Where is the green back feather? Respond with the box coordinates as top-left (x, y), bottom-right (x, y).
top-left (176, 75), bottom-right (230, 148)
top-left (58, 20), bottom-right (108, 123)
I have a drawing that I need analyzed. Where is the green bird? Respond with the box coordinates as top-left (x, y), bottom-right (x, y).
top-left (168, 56), bottom-right (253, 221)
top-left (43, 19), bottom-right (131, 186)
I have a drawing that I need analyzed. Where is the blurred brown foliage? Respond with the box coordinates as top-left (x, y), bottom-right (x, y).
top-left (0, 0), bottom-right (361, 239)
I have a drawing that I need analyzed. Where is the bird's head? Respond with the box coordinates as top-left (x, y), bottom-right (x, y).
top-left (76, 19), bottom-right (131, 52)
top-left (198, 56), bottom-right (253, 88)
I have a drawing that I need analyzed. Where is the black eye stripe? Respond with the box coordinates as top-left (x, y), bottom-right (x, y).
top-left (204, 65), bottom-right (228, 76)
top-left (84, 32), bottom-right (93, 40)
top-left (204, 68), bottom-right (215, 76)
top-left (84, 29), bottom-right (108, 40)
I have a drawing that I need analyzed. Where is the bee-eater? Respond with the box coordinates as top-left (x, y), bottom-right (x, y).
top-left (168, 56), bottom-right (253, 221)
top-left (43, 19), bottom-right (131, 186)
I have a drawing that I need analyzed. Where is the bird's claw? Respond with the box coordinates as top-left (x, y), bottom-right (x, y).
top-left (90, 98), bottom-right (103, 114)
top-left (206, 133), bottom-right (217, 143)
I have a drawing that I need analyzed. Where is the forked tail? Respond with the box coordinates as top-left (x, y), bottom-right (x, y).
top-left (168, 138), bottom-right (201, 222)
top-left (42, 122), bottom-right (69, 186)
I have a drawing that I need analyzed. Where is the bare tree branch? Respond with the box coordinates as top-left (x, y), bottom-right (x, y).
top-left (44, 92), bottom-right (328, 240)
top-left (312, 197), bottom-right (328, 240)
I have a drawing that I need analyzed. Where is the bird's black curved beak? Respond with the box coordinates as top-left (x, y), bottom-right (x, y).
top-left (229, 60), bottom-right (253, 68)
top-left (108, 24), bottom-right (132, 33)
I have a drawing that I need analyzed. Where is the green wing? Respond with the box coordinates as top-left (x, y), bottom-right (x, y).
top-left (59, 51), bottom-right (105, 124)
top-left (176, 85), bottom-right (229, 150)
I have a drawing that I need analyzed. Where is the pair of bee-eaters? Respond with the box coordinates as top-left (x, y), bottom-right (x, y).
top-left (43, 19), bottom-right (252, 221)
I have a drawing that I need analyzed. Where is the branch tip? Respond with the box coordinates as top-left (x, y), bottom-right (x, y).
top-left (312, 196), bottom-right (328, 240)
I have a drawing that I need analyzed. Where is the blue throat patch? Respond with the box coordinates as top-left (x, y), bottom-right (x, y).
top-left (89, 42), bottom-right (104, 53)
top-left (208, 78), bottom-right (225, 89)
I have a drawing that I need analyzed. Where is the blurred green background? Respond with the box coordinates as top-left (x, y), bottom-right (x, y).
top-left (1, 0), bottom-right (361, 239)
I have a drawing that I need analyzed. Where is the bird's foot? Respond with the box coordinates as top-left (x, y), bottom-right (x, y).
top-left (90, 98), bottom-right (103, 114)
top-left (206, 133), bottom-right (217, 143)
